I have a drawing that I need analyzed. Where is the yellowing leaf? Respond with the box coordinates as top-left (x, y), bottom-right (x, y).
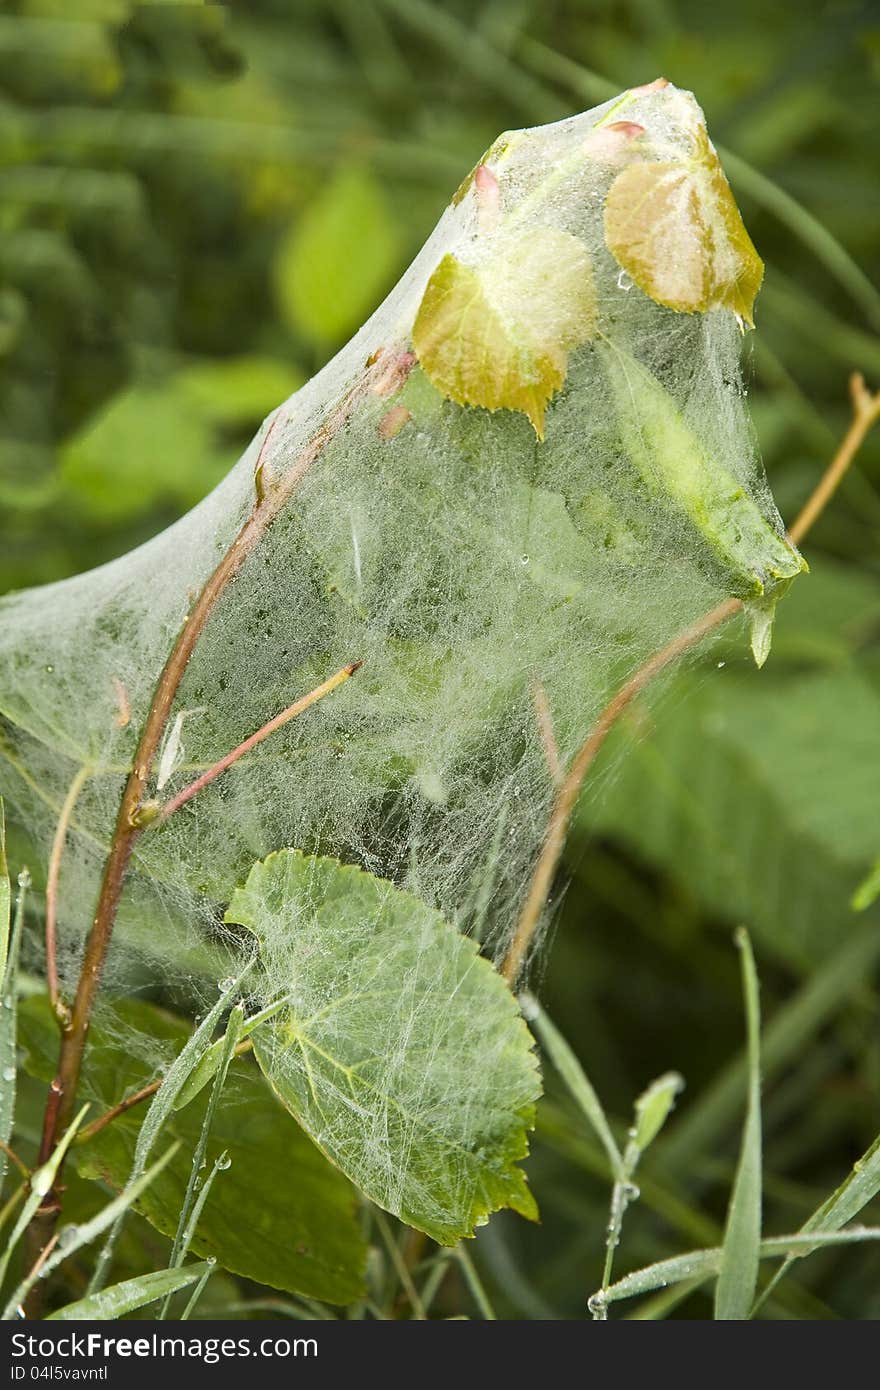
top-left (412, 228), bottom-right (597, 439)
top-left (604, 129), bottom-right (763, 325)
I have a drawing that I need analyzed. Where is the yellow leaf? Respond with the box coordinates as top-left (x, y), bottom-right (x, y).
top-left (603, 128), bottom-right (763, 325)
top-left (412, 228), bottom-right (597, 439)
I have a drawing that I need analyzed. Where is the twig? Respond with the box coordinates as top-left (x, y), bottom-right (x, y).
top-left (532, 680), bottom-right (562, 784)
top-left (31, 349), bottom-right (405, 1253)
top-left (158, 662), bottom-right (361, 822)
top-left (502, 371), bottom-right (880, 983)
top-left (45, 765), bottom-right (91, 1026)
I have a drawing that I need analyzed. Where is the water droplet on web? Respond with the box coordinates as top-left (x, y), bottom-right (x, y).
top-left (206, 1256), bottom-right (217, 1267)
top-left (616, 269), bottom-right (633, 291)
top-left (2, 1066), bottom-right (15, 1082)
top-left (218, 977), bottom-right (235, 992)
top-left (717, 660), bottom-right (726, 668)
top-left (623, 1181), bottom-right (640, 1202)
top-left (520, 554), bottom-right (530, 566)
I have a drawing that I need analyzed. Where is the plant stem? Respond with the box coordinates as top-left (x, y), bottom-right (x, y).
top-left (30, 352), bottom-right (393, 1254)
top-left (157, 662), bottom-right (361, 822)
top-left (502, 371), bottom-right (880, 983)
top-left (44, 765), bottom-right (91, 1027)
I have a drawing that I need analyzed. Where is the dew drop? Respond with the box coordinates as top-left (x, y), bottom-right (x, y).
top-left (588, 1291), bottom-right (608, 1321)
top-left (616, 269), bottom-right (633, 291)
top-left (215, 1151), bottom-right (232, 1171)
top-left (218, 978), bottom-right (235, 992)
top-left (2, 1066), bottom-right (15, 1082)
top-left (520, 554), bottom-right (530, 566)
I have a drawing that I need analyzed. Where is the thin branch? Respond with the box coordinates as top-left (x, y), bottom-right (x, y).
top-left (503, 371), bottom-right (880, 983)
top-left (31, 349), bottom-right (407, 1259)
top-left (158, 662), bottom-right (362, 823)
top-left (532, 679), bottom-right (562, 784)
top-left (786, 372), bottom-right (880, 545)
top-left (45, 764), bottom-right (91, 1025)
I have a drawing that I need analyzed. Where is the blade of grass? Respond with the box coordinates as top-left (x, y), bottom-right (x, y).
top-left (754, 1127), bottom-right (880, 1312)
top-left (0, 1102), bottom-right (87, 1291)
top-left (179, 1262), bottom-right (215, 1321)
top-left (0, 855), bottom-right (28, 1201)
top-left (596, 1071), bottom-right (684, 1312)
top-left (172, 996), bottom-right (284, 1112)
top-left (521, 993), bottom-right (622, 1178)
top-left (0, 800), bottom-right (9, 981)
top-left (164, 1007), bottom-right (242, 1284)
top-left (602, 1227), bottom-right (880, 1308)
top-left (48, 1263), bottom-right (210, 1321)
top-left (456, 1245), bottom-right (496, 1321)
top-left (88, 960), bottom-right (253, 1294)
top-left (657, 921), bottom-right (880, 1174)
top-left (715, 928), bottom-right (762, 1319)
top-left (3, 1144), bottom-right (179, 1319)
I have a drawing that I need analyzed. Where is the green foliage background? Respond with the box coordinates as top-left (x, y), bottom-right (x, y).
top-left (2, 0), bottom-right (880, 1318)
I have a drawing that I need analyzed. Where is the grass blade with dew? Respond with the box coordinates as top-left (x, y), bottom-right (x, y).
top-left (0, 1103), bottom-right (87, 1291)
top-left (164, 1005), bottom-right (242, 1284)
top-left (48, 1262), bottom-right (210, 1321)
top-left (179, 1262), bottom-right (215, 1321)
top-left (88, 959), bottom-right (254, 1294)
top-left (592, 1070), bottom-right (684, 1318)
top-left (520, 992), bottom-right (622, 1178)
top-left (753, 1127), bottom-right (880, 1313)
top-left (602, 1228), bottom-right (880, 1310)
top-left (172, 997), bottom-right (285, 1113)
top-left (0, 814), bottom-right (26, 1201)
top-left (0, 800), bottom-right (9, 981)
top-left (715, 928), bottom-right (762, 1320)
top-left (656, 921), bottom-right (880, 1176)
top-left (2, 1144), bottom-right (179, 1319)
top-left (455, 1245), bottom-right (496, 1320)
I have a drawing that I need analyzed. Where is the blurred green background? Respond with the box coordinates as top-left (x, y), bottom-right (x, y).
top-left (3, 0), bottom-right (880, 1317)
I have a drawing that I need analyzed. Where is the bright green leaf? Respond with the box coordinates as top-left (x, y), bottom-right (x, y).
top-left (274, 165), bottom-right (399, 345)
top-left (225, 849), bottom-right (541, 1244)
top-left (599, 339), bottom-right (805, 603)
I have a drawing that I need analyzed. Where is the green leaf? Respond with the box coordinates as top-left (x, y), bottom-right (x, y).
top-left (18, 996), bottom-right (367, 1305)
top-left (59, 383), bottom-right (217, 521)
top-left (604, 125), bottom-right (763, 325)
top-left (413, 227), bottom-right (596, 438)
top-left (599, 339), bottom-right (804, 602)
top-left (48, 1263), bottom-right (211, 1321)
top-left (225, 849), bottom-right (541, 1244)
top-left (582, 664), bottom-right (880, 967)
top-left (715, 929), bottom-right (762, 1320)
top-left (274, 164), bottom-right (399, 345)
top-left (631, 1072), bottom-right (685, 1154)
